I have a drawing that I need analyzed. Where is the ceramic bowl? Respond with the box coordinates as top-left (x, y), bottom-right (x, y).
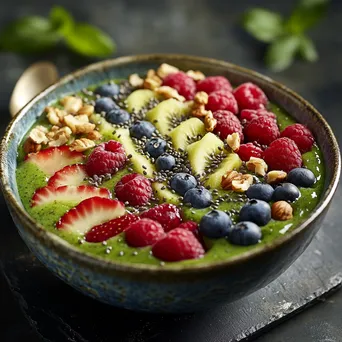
top-left (0, 55), bottom-right (340, 313)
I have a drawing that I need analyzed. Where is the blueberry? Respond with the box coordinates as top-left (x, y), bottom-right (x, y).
top-left (246, 183), bottom-right (274, 202)
top-left (130, 121), bottom-right (156, 139)
top-left (106, 108), bottom-right (130, 124)
top-left (239, 199), bottom-right (271, 226)
top-left (183, 187), bottom-right (212, 209)
top-left (145, 138), bottom-right (167, 158)
top-left (156, 154), bottom-right (176, 171)
top-left (94, 84), bottom-right (120, 97)
top-left (199, 210), bottom-right (232, 238)
top-left (170, 173), bottom-right (197, 195)
top-left (273, 183), bottom-right (300, 202)
top-left (287, 168), bottom-right (316, 188)
top-left (227, 221), bottom-right (262, 246)
top-left (95, 97), bottom-right (118, 114)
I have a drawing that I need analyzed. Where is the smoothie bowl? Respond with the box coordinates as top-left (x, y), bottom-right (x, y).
top-left (0, 55), bottom-right (340, 313)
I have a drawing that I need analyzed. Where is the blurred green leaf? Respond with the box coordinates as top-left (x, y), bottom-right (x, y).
top-left (242, 8), bottom-right (284, 43)
top-left (65, 23), bottom-right (115, 57)
top-left (50, 6), bottom-right (74, 35)
top-left (0, 16), bottom-right (61, 53)
top-left (299, 35), bottom-right (318, 62)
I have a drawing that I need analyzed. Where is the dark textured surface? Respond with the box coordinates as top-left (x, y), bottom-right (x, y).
top-left (0, 0), bottom-right (342, 341)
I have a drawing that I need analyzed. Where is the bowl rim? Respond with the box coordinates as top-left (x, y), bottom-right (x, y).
top-left (0, 53), bottom-right (340, 275)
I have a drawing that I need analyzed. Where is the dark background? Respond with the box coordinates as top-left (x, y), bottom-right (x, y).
top-left (0, 1), bottom-right (342, 341)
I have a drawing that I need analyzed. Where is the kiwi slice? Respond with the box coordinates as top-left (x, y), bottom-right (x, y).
top-left (126, 89), bottom-right (157, 112)
top-left (169, 118), bottom-right (206, 151)
top-left (152, 182), bottom-right (181, 205)
top-left (145, 99), bottom-right (192, 135)
top-left (205, 153), bottom-right (242, 189)
top-left (187, 133), bottom-right (225, 176)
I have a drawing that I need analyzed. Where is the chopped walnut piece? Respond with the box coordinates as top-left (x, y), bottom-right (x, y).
top-left (86, 130), bottom-right (102, 141)
top-left (266, 170), bottom-right (287, 184)
top-left (192, 104), bottom-right (208, 118)
top-left (272, 201), bottom-right (293, 220)
top-left (70, 138), bottom-right (95, 152)
top-left (156, 63), bottom-right (179, 78)
top-left (60, 96), bottom-right (83, 114)
top-left (221, 170), bottom-right (253, 192)
top-left (47, 126), bottom-right (72, 147)
top-left (77, 105), bottom-right (94, 117)
top-left (48, 133), bottom-right (69, 147)
top-left (204, 111), bottom-right (217, 132)
top-left (23, 139), bottom-right (41, 154)
top-left (226, 133), bottom-right (240, 152)
top-left (129, 73), bottom-right (144, 87)
top-left (186, 70), bottom-right (205, 81)
top-left (194, 91), bottom-right (208, 105)
top-left (64, 115), bottom-right (95, 134)
top-left (28, 126), bottom-right (48, 145)
top-left (155, 86), bottom-right (185, 102)
top-left (144, 69), bottom-right (163, 90)
top-left (45, 107), bottom-right (68, 126)
top-left (246, 157), bottom-right (268, 176)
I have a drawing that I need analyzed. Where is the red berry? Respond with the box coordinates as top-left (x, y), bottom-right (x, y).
top-left (280, 123), bottom-right (315, 153)
top-left (196, 76), bottom-right (232, 94)
top-left (178, 221), bottom-right (198, 233)
top-left (206, 91), bottom-right (238, 114)
top-left (263, 137), bottom-right (302, 172)
top-left (233, 82), bottom-right (268, 110)
top-left (125, 218), bottom-right (165, 247)
top-left (213, 110), bottom-right (244, 141)
top-left (244, 117), bottom-right (280, 146)
top-left (152, 228), bottom-right (205, 261)
top-left (240, 109), bottom-right (276, 125)
top-left (115, 173), bottom-right (152, 206)
top-left (140, 203), bottom-right (182, 232)
top-left (86, 140), bottom-right (126, 177)
top-left (237, 143), bottom-right (264, 162)
top-left (163, 72), bottom-right (196, 100)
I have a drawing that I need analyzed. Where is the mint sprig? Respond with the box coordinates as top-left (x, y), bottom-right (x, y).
top-left (0, 6), bottom-right (116, 58)
top-left (242, 0), bottom-right (329, 71)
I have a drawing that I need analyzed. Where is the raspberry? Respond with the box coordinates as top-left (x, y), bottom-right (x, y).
top-left (244, 117), bottom-right (280, 146)
top-left (86, 140), bottom-right (126, 177)
top-left (125, 218), bottom-right (165, 247)
top-left (152, 228), bottom-right (205, 261)
top-left (178, 221), bottom-right (198, 233)
top-left (240, 109), bottom-right (276, 125)
top-left (196, 76), bottom-right (232, 94)
top-left (213, 110), bottom-right (244, 141)
top-left (140, 203), bottom-right (182, 232)
top-left (233, 82), bottom-right (268, 110)
top-left (206, 91), bottom-right (239, 114)
top-left (280, 124), bottom-right (315, 153)
top-left (237, 143), bottom-right (264, 162)
top-left (163, 72), bottom-right (196, 100)
top-left (115, 173), bottom-right (152, 206)
top-left (263, 137), bottom-right (302, 172)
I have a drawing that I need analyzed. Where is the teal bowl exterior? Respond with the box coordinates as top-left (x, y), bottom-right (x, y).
top-left (0, 55), bottom-right (340, 313)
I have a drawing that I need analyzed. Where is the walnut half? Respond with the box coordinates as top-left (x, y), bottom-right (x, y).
top-left (221, 170), bottom-right (253, 192)
top-left (246, 157), bottom-right (268, 176)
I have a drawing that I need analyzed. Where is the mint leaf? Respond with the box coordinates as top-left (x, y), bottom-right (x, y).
top-left (299, 35), bottom-right (318, 62)
top-left (0, 16), bottom-right (61, 53)
top-left (65, 23), bottom-right (115, 57)
top-left (242, 8), bottom-right (284, 43)
top-left (265, 35), bottom-right (302, 71)
top-left (286, 0), bottom-right (329, 34)
top-left (50, 6), bottom-right (74, 35)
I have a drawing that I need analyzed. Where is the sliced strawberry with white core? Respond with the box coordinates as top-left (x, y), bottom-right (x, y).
top-left (48, 164), bottom-right (87, 188)
top-left (57, 197), bottom-right (125, 234)
top-left (31, 185), bottom-right (111, 207)
top-left (25, 146), bottom-right (85, 176)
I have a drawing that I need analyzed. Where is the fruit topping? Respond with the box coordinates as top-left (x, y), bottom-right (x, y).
top-left (170, 173), bottom-right (197, 196)
top-left (56, 197), bottom-right (125, 234)
top-left (236, 143), bottom-right (263, 162)
top-left (272, 183), bottom-right (300, 202)
top-left (31, 185), bottom-right (111, 207)
top-left (129, 120), bottom-right (155, 139)
top-left (126, 89), bottom-right (156, 113)
top-left (206, 91), bottom-right (239, 114)
top-left (85, 140), bottom-right (127, 177)
top-left (155, 153), bottom-right (176, 171)
top-left (25, 146), bottom-right (85, 176)
top-left (178, 221), bottom-right (199, 233)
top-left (95, 97), bottom-right (118, 114)
top-left (125, 218), bottom-right (165, 247)
top-left (280, 123), bottom-right (315, 153)
top-left (263, 137), bottom-right (302, 172)
top-left (152, 228), bottom-right (205, 261)
top-left (162, 72), bottom-right (196, 100)
top-left (140, 203), bottom-right (182, 232)
top-left (212, 110), bottom-right (244, 141)
top-left (233, 82), bottom-right (268, 110)
top-left (287, 168), bottom-right (316, 188)
top-left (145, 138), bottom-right (167, 158)
top-left (246, 183), bottom-right (274, 202)
top-left (199, 210), bottom-right (232, 238)
top-left (106, 108), bottom-right (130, 124)
top-left (47, 164), bottom-right (87, 188)
top-left (85, 214), bottom-right (139, 242)
top-left (94, 84), bottom-right (120, 97)
top-left (183, 186), bottom-right (212, 209)
top-left (227, 222), bottom-right (262, 246)
top-left (196, 76), bottom-right (232, 94)
top-left (115, 173), bottom-right (152, 206)
top-left (240, 109), bottom-right (276, 124)
top-left (239, 199), bottom-right (271, 226)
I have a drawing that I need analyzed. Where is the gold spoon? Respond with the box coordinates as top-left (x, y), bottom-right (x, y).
top-left (9, 61), bottom-right (59, 117)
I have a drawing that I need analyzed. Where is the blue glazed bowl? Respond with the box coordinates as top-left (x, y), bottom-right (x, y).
top-left (0, 55), bottom-right (340, 313)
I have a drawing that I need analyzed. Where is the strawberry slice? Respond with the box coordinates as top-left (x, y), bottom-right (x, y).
top-left (57, 197), bottom-right (125, 234)
top-left (48, 164), bottom-right (88, 188)
top-left (25, 146), bottom-right (85, 176)
top-left (31, 185), bottom-right (111, 207)
top-left (85, 214), bottom-right (139, 242)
